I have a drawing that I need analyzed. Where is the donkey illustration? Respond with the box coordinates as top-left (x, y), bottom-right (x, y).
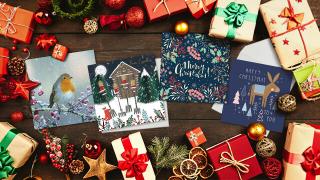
top-left (249, 72), bottom-right (280, 108)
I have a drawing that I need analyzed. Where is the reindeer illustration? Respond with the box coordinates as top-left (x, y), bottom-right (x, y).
top-left (249, 72), bottom-right (280, 108)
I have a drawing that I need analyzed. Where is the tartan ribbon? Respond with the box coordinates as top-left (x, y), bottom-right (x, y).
top-left (0, 3), bottom-right (33, 37)
top-left (214, 2), bottom-right (257, 39)
top-left (153, 0), bottom-right (171, 15)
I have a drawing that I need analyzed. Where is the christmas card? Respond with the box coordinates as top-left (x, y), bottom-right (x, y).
top-left (160, 32), bottom-right (230, 103)
top-left (25, 50), bottom-right (96, 129)
top-left (221, 60), bottom-right (293, 132)
top-left (88, 55), bottom-right (168, 132)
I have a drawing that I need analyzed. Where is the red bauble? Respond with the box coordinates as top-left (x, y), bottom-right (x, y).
top-left (105, 0), bottom-right (126, 10)
top-left (125, 6), bottom-right (145, 28)
top-left (10, 111), bottom-right (24, 122)
top-left (83, 140), bottom-right (102, 159)
top-left (262, 157), bottom-right (282, 179)
top-left (0, 94), bottom-right (10, 103)
top-left (34, 9), bottom-right (53, 25)
top-left (39, 152), bottom-right (49, 164)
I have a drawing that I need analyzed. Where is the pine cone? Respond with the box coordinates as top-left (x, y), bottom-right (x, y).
top-left (69, 160), bottom-right (84, 175)
top-left (8, 57), bottom-right (25, 76)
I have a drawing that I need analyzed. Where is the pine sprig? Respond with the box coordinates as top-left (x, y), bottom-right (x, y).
top-left (147, 137), bottom-right (188, 175)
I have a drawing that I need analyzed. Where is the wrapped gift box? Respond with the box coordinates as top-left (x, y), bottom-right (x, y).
top-left (111, 132), bottom-right (155, 180)
top-left (185, 0), bottom-right (215, 19)
top-left (0, 47), bottom-right (9, 76)
top-left (208, 0), bottom-right (261, 42)
top-left (186, 127), bottom-right (207, 147)
top-left (260, 0), bottom-right (320, 70)
top-left (0, 2), bottom-right (34, 44)
top-left (206, 134), bottom-right (262, 180)
top-left (52, 44), bottom-right (68, 62)
top-left (0, 122), bottom-right (38, 179)
top-left (283, 123), bottom-right (320, 180)
top-left (144, 0), bottom-right (187, 22)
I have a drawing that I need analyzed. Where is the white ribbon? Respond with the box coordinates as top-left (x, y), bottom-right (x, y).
top-left (53, 45), bottom-right (63, 58)
top-left (190, 0), bottom-right (209, 13)
top-left (153, 0), bottom-right (171, 15)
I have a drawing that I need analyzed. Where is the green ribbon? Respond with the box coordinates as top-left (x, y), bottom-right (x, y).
top-left (0, 128), bottom-right (20, 179)
top-left (214, 2), bottom-right (258, 39)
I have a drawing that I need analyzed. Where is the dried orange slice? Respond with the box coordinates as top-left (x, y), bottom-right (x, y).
top-left (189, 147), bottom-right (207, 159)
top-left (180, 159), bottom-right (198, 177)
top-left (173, 165), bottom-right (183, 177)
top-left (200, 164), bottom-right (214, 179)
top-left (168, 176), bottom-right (184, 180)
top-left (192, 154), bottom-right (207, 169)
top-left (183, 175), bottom-right (198, 180)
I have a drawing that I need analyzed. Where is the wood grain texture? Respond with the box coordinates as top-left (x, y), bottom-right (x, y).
top-left (0, 0), bottom-right (319, 179)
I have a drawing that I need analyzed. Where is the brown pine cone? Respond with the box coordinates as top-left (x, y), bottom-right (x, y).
top-left (8, 57), bottom-right (25, 76)
top-left (69, 160), bottom-right (84, 175)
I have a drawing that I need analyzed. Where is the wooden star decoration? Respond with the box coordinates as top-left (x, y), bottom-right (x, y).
top-left (83, 149), bottom-right (117, 180)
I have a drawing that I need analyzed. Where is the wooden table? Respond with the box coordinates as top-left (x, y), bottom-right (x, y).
top-left (1, 0), bottom-right (320, 179)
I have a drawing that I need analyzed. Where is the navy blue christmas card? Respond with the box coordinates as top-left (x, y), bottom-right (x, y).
top-left (160, 33), bottom-right (231, 103)
top-left (221, 60), bottom-right (293, 132)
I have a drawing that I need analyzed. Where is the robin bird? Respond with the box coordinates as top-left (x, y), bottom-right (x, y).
top-left (49, 73), bottom-right (76, 108)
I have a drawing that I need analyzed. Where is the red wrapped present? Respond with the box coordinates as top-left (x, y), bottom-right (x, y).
top-left (186, 127), bottom-right (207, 147)
top-left (186, 0), bottom-right (216, 19)
top-left (144, 0), bottom-right (187, 22)
top-left (0, 3), bottom-right (34, 44)
top-left (0, 47), bottom-right (9, 76)
top-left (207, 134), bottom-right (262, 180)
top-left (111, 132), bottom-right (156, 180)
top-left (52, 44), bottom-right (68, 62)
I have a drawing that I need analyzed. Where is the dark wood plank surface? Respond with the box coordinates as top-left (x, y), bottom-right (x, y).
top-left (0, 0), bottom-right (320, 179)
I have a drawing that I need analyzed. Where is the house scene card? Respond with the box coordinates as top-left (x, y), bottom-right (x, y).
top-left (88, 55), bottom-right (167, 132)
top-left (160, 32), bottom-right (231, 103)
top-left (25, 50), bottom-right (97, 129)
top-left (221, 60), bottom-right (293, 132)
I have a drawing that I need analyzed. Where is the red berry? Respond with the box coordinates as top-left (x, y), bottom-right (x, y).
top-left (22, 48), bottom-right (29, 53)
top-left (11, 46), bottom-right (17, 51)
top-left (10, 111), bottom-right (24, 122)
top-left (12, 39), bottom-right (18, 44)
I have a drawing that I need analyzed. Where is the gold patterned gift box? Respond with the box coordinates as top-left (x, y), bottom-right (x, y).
top-left (260, 0), bottom-right (320, 70)
top-left (208, 0), bottom-right (261, 42)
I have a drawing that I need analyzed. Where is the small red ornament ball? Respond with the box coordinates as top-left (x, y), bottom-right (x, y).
top-left (0, 94), bottom-right (10, 103)
top-left (262, 157), bottom-right (282, 179)
top-left (125, 6), bottom-right (145, 28)
top-left (84, 140), bottom-right (102, 159)
top-left (34, 9), bottom-right (53, 25)
top-left (10, 111), bottom-right (24, 122)
top-left (105, 0), bottom-right (126, 10)
top-left (11, 46), bottom-right (17, 51)
top-left (38, 152), bottom-right (49, 165)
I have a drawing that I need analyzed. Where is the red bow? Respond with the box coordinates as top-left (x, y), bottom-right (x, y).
top-left (279, 7), bottom-right (304, 30)
top-left (118, 148), bottom-right (149, 179)
top-left (301, 146), bottom-right (320, 175)
top-left (99, 14), bottom-right (127, 30)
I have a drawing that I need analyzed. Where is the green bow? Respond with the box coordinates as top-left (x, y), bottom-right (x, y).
top-left (214, 2), bottom-right (257, 39)
top-left (0, 146), bottom-right (16, 179)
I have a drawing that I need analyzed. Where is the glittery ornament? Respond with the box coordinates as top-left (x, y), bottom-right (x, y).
top-left (34, 9), bottom-right (53, 25)
top-left (83, 19), bottom-right (99, 34)
top-left (175, 21), bottom-right (189, 36)
top-left (247, 122), bottom-right (266, 141)
top-left (105, 0), bottom-right (126, 10)
top-left (84, 139), bottom-right (102, 159)
top-left (8, 57), bottom-right (25, 76)
top-left (125, 6), bottom-right (145, 28)
top-left (10, 111), bottom-right (24, 122)
top-left (256, 138), bottom-right (277, 158)
top-left (69, 160), bottom-right (85, 175)
top-left (262, 157), bottom-right (282, 179)
top-left (278, 94), bottom-right (297, 113)
top-left (39, 152), bottom-right (49, 164)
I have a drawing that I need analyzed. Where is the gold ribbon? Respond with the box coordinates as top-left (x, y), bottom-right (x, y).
top-left (214, 140), bottom-right (256, 180)
top-left (279, 7), bottom-right (304, 30)
top-left (0, 3), bottom-right (33, 36)
top-left (53, 45), bottom-right (63, 58)
top-left (153, 0), bottom-right (171, 15)
top-left (188, 0), bottom-right (209, 13)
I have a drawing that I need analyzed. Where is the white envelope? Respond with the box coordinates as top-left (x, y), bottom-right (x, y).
top-left (212, 39), bottom-right (295, 114)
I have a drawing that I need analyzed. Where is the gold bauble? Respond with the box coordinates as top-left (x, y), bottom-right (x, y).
top-left (256, 138), bottom-right (277, 158)
top-left (278, 94), bottom-right (296, 113)
top-left (175, 21), bottom-right (189, 36)
top-left (247, 122), bottom-right (266, 141)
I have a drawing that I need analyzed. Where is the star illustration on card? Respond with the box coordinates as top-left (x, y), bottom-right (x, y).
top-left (83, 149), bottom-right (117, 180)
top-left (9, 77), bottom-right (39, 100)
top-left (283, 39), bottom-right (289, 45)
top-left (271, 30), bottom-right (277, 37)
top-left (294, 49), bottom-right (300, 55)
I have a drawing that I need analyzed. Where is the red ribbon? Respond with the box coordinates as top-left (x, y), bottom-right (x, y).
top-left (283, 124), bottom-right (320, 180)
top-left (99, 14), bottom-right (127, 31)
top-left (118, 136), bottom-right (149, 180)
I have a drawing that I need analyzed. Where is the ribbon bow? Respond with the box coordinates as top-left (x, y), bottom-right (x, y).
top-left (223, 2), bottom-right (248, 28)
top-left (53, 45), bottom-right (63, 58)
top-left (118, 148), bottom-right (149, 179)
top-left (220, 151), bottom-right (250, 174)
top-left (301, 146), bottom-right (320, 175)
top-left (0, 146), bottom-right (15, 179)
top-left (279, 7), bottom-right (304, 30)
top-left (0, 3), bottom-right (18, 35)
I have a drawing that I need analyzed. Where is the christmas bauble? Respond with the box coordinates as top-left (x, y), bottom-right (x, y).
top-left (34, 9), bottom-right (53, 25)
top-left (278, 94), bottom-right (296, 113)
top-left (84, 139), bottom-right (102, 159)
top-left (125, 6), bottom-right (145, 28)
top-left (39, 152), bottom-right (49, 164)
top-left (10, 111), bottom-right (24, 122)
top-left (8, 57), bottom-right (25, 76)
top-left (256, 138), bottom-right (276, 158)
top-left (105, 0), bottom-right (126, 10)
top-left (83, 19), bottom-right (99, 34)
top-left (0, 94), bottom-right (10, 103)
top-left (175, 21), bottom-right (189, 36)
top-left (262, 157), bottom-right (282, 179)
top-left (247, 122), bottom-right (266, 141)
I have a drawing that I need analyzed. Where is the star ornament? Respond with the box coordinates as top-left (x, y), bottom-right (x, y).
top-left (9, 78), bottom-right (39, 100)
top-left (83, 149), bottom-right (117, 180)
